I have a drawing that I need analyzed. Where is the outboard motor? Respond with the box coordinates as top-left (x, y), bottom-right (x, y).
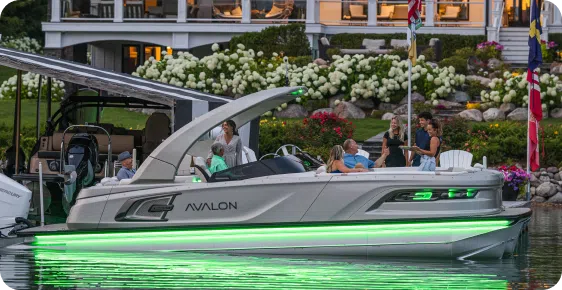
top-left (0, 173), bottom-right (32, 237)
top-left (62, 133), bottom-right (99, 214)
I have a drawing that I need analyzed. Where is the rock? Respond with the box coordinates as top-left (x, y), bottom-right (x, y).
top-left (466, 75), bottom-right (491, 87)
top-left (557, 185), bottom-right (562, 192)
top-left (550, 62), bottom-right (562, 74)
top-left (536, 183), bottom-right (557, 198)
top-left (274, 104), bottom-right (308, 118)
top-left (353, 98), bottom-right (375, 109)
top-left (531, 186), bottom-right (536, 196)
top-left (333, 101), bottom-right (366, 119)
top-left (382, 112), bottom-right (395, 120)
top-left (397, 114), bottom-right (415, 122)
top-left (447, 91), bottom-right (470, 103)
top-left (548, 173), bottom-right (555, 179)
top-left (329, 95), bottom-right (345, 108)
top-left (313, 58), bottom-right (328, 66)
top-left (547, 192), bottom-right (562, 203)
top-left (533, 172), bottom-right (541, 178)
top-left (499, 103), bottom-right (516, 115)
top-left (425, 99), bottom-right (463, 109)
top-left (530, 174), bottom-right (541, 187)
top-left (539, 175), bottom-right (550, 184)
top-left (400, 92), bottom-right (426, 105)
top-left (541, 168), bottom-right (547, 173)
top-left (532, 196), bottom-right (546, 203)
top-left (555, 173), bottom-right (561, 181)
top-left (319, 64), bottom-right (329, 69)
top-left (547, 166), bottom-right (559, 173)
top-left (487, 58), bottom-right (502, 70)
top-left (426, 62), bottom-right (438, 69)
top-left (551, 108), bottom-right (562, 119)
top-left (458, 109), bottom-right (483, 122)
top-left (379, 103), bottom-right (398, 112)
top-left (312, 108), bottom-right (333, 115)
top-left (483, 108), bottom-right (506, 122)
top-left (393, 104), bottom-right (409, 115)
top-left (543, 108), bottom-right (549, 119)
top-left (507, 108), bottom-right (528, 121)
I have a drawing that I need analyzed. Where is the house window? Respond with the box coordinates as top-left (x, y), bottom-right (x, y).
top-left (145, 46), bottom-right (163, 61)
top-left (123, 45), bottom-right (141, 74)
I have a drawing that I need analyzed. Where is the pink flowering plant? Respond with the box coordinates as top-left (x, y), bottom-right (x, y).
top-left (541, 40), bottom-right (558, 62)
top-left (476, 41), bottom-right (504, 61)
top-left (498, 165), bottom-right (531, 193)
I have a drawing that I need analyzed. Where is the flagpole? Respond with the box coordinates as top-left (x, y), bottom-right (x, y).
top-left (527, 76), bottom-right (531, 201)
top-left (408, 23), bottom-right (413, 149)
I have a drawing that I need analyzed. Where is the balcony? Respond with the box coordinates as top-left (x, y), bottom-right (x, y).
top-left (52, 0), bottom-right (487, 27)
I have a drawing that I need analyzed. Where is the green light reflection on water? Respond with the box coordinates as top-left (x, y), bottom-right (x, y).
top-left (32, 249), bottom-right (509, 289)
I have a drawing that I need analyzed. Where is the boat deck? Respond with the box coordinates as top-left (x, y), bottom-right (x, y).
top-left (503, 201), bottom-right (531, 208)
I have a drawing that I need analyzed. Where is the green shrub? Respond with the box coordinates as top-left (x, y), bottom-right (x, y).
top-left (289, 55), bottom-right (313, 67)
top-left (465, 80), bottom-right (487, 100)
top-left (440, 117), bottom-right (470, 152)
top-left (439, 56), bottom-right (468, 75)
top-left (389, 48), bottom-right (408, 60)
top-left (326, 48), bottom-right (341, 60)
top-left (329, 33), bottom-right (485, 58)
top-left (420, 47), bottom-right (435, 62)
top-left (413, 102), bottom-right (434, 114)
top-left (229, 24), bottom-right (311, 57)
top-left (454, 47), bottom-right (476, 59)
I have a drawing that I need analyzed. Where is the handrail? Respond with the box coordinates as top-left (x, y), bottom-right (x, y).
top-left (497, 2), bottom-right (505, 38)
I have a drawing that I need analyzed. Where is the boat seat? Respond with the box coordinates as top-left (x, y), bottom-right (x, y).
top-left (242, 146), bottom-right (257, 164)
top-left (142, 112), bottom-right (171, 160)
top-left (439, 150), bottom-right (473, 169)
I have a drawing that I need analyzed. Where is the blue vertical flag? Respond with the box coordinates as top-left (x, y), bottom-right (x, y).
top-left (528, 0), bottom-right (542, 71)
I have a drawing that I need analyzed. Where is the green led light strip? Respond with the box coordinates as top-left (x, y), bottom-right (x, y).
top-left (33, 226), bottom-right (506, 247)
top-left (413, 192), bottom-right (433, 200)
top-left (34, 220), bottom-right (510, 242)
top-left (31, 249), bottom-right (510, 289)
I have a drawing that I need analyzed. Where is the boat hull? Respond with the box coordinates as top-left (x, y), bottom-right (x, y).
top-left (22, 208), bottom-right (530, 259)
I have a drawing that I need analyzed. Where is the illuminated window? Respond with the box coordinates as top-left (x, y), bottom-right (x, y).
top-left (123, 45), bottom-right (141, 74)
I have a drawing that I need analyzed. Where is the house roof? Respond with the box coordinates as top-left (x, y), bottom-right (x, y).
top-left (0, 47), bottom-right (233, 106)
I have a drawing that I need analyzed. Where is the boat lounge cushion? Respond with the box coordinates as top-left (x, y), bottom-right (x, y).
top-left (52, 132), bottom-right (134, 154)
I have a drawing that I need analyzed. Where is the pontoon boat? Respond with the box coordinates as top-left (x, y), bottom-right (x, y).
top-left (10, 86), bottom-right (531, 259)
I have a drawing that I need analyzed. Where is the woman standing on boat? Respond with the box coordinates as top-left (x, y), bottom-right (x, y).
top-left (207, 120), bottom-right (243, 168)
top-left (382, 116), bottom-right (409, 167)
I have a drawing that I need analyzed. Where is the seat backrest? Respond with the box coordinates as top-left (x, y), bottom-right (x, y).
top-left (143, 112), bottom-right (171, 157)
top-left (52, 133), bottom-right (134, 154)
top-left (444, 6), bottom-right (461, 16)
top-left (392, 5), bottom-right (408, 19)
top-left (357, 149), bottom-right (370, 159)
top-left (363, 39), bottom-right (385, 50)
top-left (380, 5), bottom-right (394, 16)
top-left (390, 39), bottom-right (408, 49)
top-left (439, 150), bottom-right (473, 169)
top-left (349, 4), bottom-right (365, 16)
top-left (242, 146), bottom-right (257, 164)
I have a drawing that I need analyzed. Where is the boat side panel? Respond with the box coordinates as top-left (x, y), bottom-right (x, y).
top-left (302, 172), bottom-right (503, 222)
top-left (90, 176), bottom-right (331, 229)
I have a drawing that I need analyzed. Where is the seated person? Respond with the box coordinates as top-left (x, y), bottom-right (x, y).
top-left (343, 139), bottom-right (389, 169)
top-left (209, 143), bottom-right (229, 174)
top-left (116, 151), bottom-right (136, 180)
top-left (327, 145), bottom-right (368, 174)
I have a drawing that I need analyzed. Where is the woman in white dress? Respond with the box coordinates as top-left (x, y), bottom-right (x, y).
top-left (207, 120), bottom-right (243, 168)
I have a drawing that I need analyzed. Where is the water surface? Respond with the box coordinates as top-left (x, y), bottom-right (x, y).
top-left (1, 206), bottom-right (561, 289)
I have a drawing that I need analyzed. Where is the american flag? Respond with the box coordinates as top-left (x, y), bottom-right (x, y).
top-left (407, 0), bottom-right (422, 65)
top-left (528, 0), bottom-right (542, 171)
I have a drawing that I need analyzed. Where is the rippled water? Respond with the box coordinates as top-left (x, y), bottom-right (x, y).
top-left (1, 206), bottom-right (561, 290)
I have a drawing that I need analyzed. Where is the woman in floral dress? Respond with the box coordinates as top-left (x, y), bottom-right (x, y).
top-left (207, 120), bottom-right (243, 168)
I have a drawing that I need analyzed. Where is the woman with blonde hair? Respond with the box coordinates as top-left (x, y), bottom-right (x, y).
top-left (382, 116), bottom-right (409, 167)
top-left (327, 145), bottom-right (368, 174)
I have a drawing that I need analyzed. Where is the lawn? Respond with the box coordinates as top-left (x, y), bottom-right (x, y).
top-left (0, 99), bottom-right (149, 130)
top-left (0, 66), bottom-right (16, 83)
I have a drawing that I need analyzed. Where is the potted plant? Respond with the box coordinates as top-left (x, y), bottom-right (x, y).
top-left (497, 165), bottom-right (531, 201)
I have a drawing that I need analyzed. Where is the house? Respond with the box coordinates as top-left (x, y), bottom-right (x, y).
top-left (42, 0), bottom-right (562, 71)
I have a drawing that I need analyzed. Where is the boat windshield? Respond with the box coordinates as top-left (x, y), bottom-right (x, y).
top-left (209, 156), bottom-right (306, 182)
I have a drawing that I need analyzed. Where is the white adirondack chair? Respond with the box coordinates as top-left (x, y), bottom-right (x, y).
top-left (439, 150), bottom-right (473, 169)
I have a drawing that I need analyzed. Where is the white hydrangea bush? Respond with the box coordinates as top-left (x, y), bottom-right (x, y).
top-left (0, 73), bottom-right (66, 100)
top-left (483, 71), bottom-right (562, 109)
top-left (0, 36), bottom-right (43, 54)
top-left (133, 43), bottom-right (467, 112)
